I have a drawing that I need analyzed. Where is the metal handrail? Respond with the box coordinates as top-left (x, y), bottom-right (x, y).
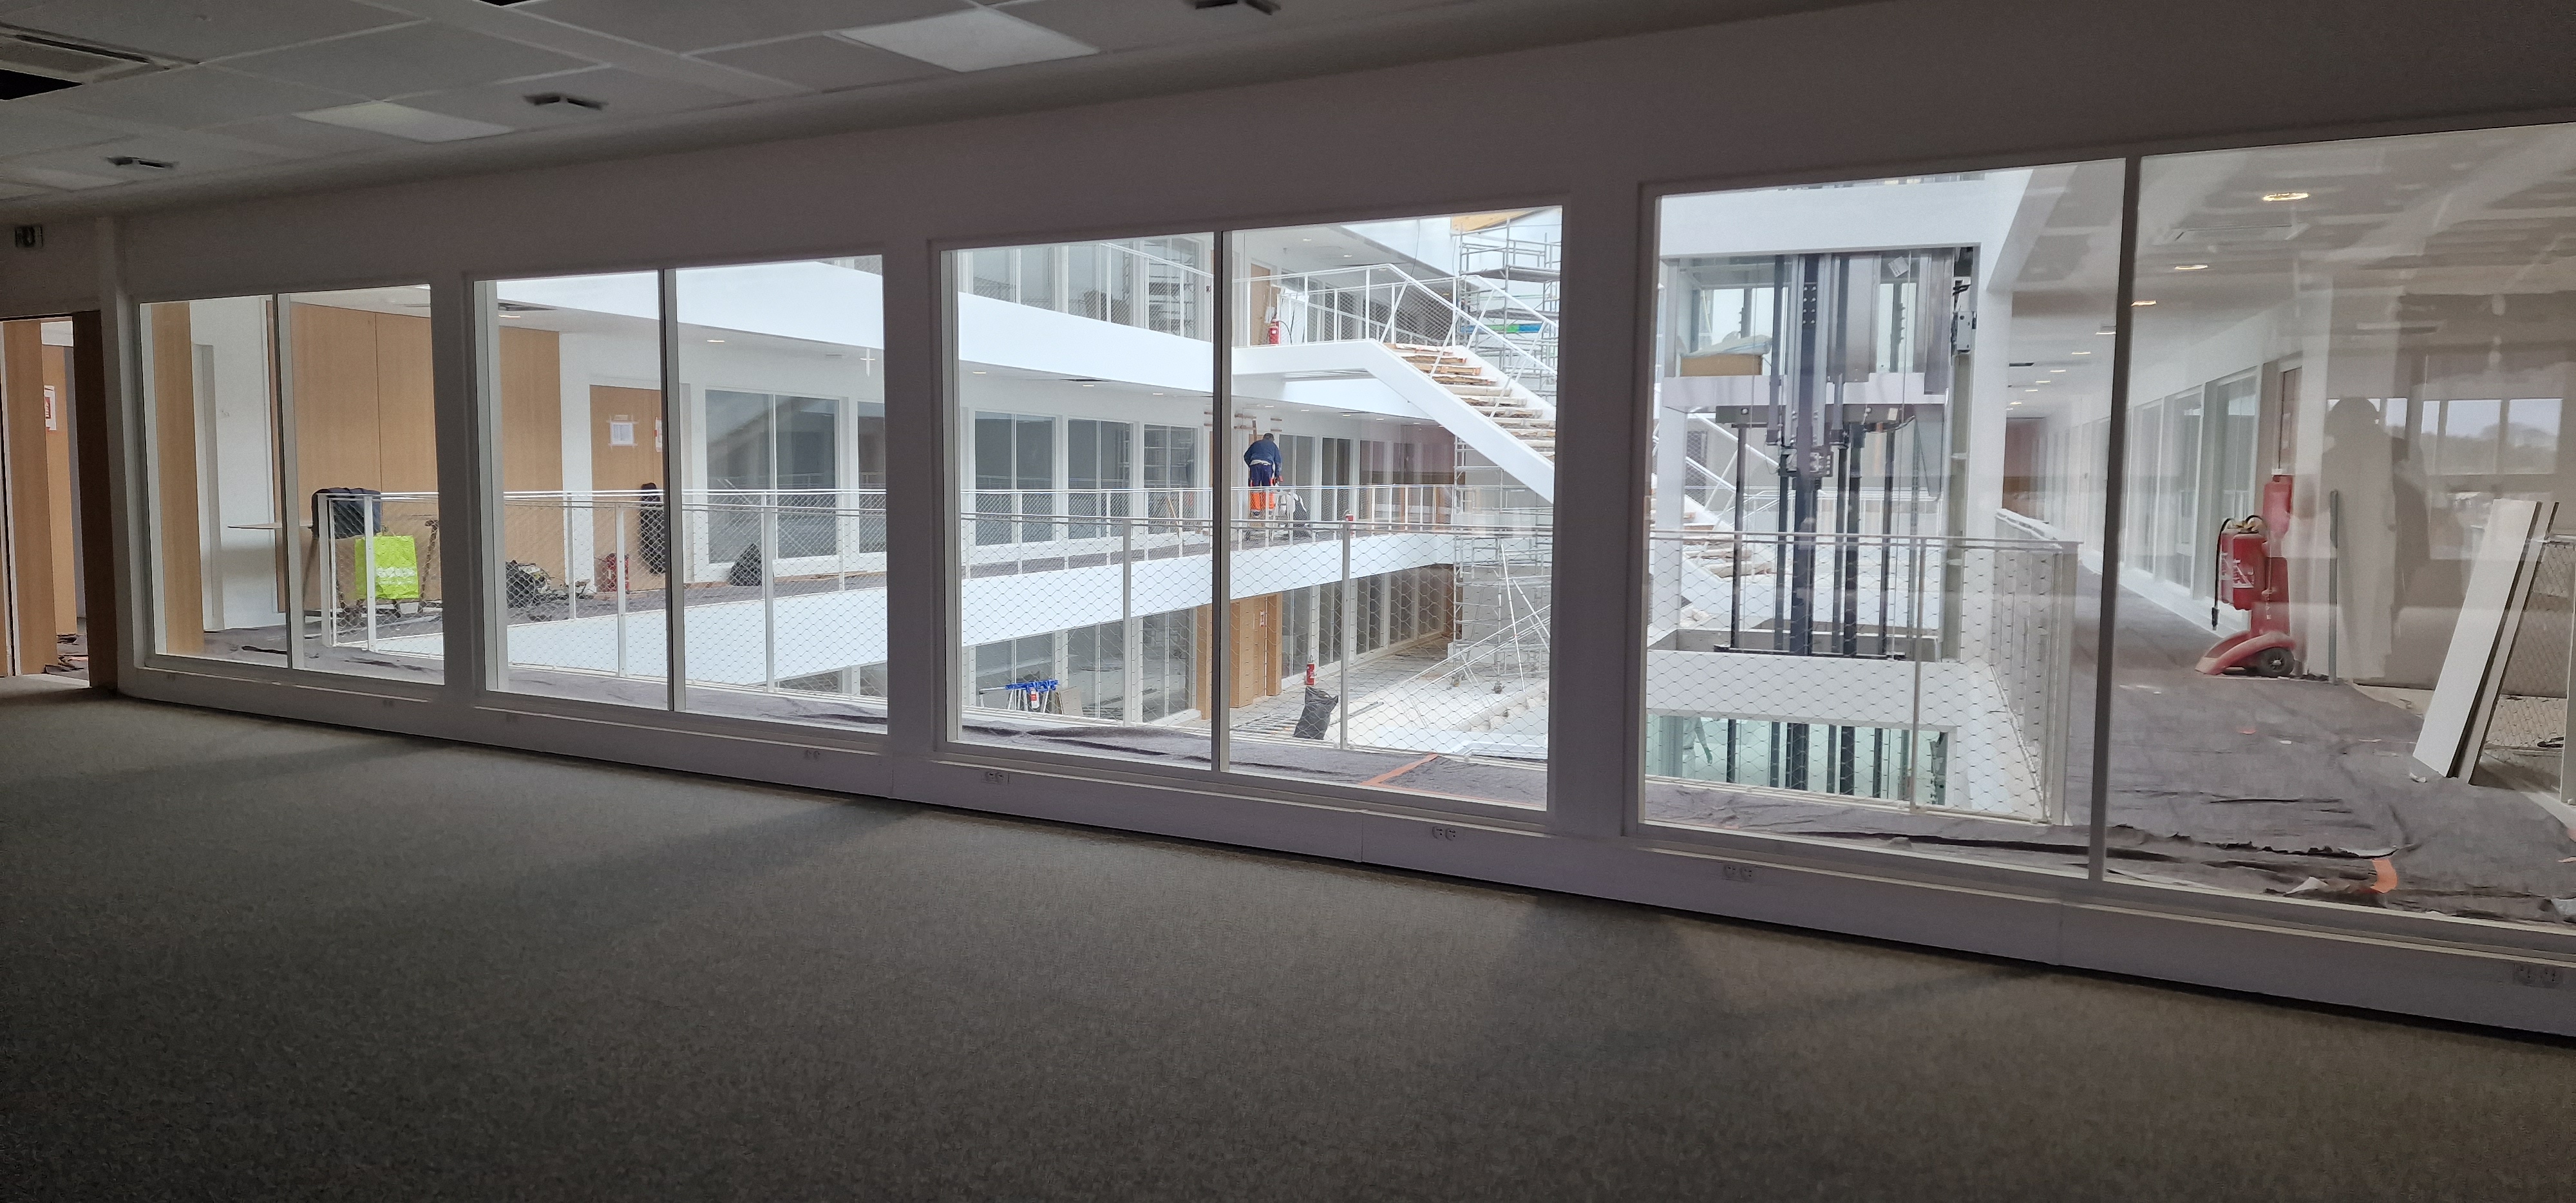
top-left (1247, 262), bottom-right (1560, 386)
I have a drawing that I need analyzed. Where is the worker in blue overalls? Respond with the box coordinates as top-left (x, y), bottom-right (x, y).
top-left (1244, 429), bottom-right (1283, 533)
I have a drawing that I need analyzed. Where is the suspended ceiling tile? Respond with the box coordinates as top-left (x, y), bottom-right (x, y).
top-left (0, 0), bottom-right (410, 62)
top-left (201, 111), bottom-right (419, 157)
top-left (0, 163), bottom-right (122, 190)
top-left (224, 21), bottom-right (598, 100)
top-left (401, 66), bottom-right (748, 130)
top-left (524, 0), bottom-right (967, 54)
top-left (11, 132), bottom-right (287, 176)
top-left (21, 66), bottom-right (363, 128)
top-left (697, 33), bottom-right (948, 91)
top-left (1011, 0), bottom-right (1472, 52)
top-left (0, 108), bottom-right (122, 156)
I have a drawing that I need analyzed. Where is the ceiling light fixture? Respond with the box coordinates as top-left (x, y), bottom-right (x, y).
top-left (2132, 299), bottom-right (2157, 307)
top-left (2174, 263), bottom-right (2209, 270)
top-left (298, 102), bottom-right (511, 143)
top-left (2072, 350), bottom-right (2092, 355)
top-left (838, 7), bottom-right (1096, 72)
top-left (2050, 368), bottom-right (2067, 373)
top-left (706, 339), bottom-right (724, 343)
top-left (2262, 191), bottom-right (2309, 202)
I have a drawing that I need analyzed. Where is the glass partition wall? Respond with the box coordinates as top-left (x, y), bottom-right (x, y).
top-left (485, 271), bottom-right (668, 708)
top-left (482, 258), bottom-right (889, 731)
top-left (1222, 211), bottom-right (1558, 807)
top-left (144, 285), bottom-right (445, 684)
top-left (947, 236), bottom-right (1217, 765)
top-left (2110, 126), bottom-right (2576, 929)
top-left (131, 121), bottom-right (2576, 996)
top-left (1640, 167), bottom-right (2123, 868)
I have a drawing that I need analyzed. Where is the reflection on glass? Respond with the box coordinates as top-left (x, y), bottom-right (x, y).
top-left (2116, 124), bottom-right (2576, 929)
top-left (949, 236), bottom-right (1216, 766)
top-left (1221, 211), bottom-right (1558, 808)
top-left (144, 287), bottom-right (446, 684)
top-left (1640, 167), bottom-right (2125, 869)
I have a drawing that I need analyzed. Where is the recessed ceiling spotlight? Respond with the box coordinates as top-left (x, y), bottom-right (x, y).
top-left (2262, 191), bottom-right (2309, 202)
top-left (104, 155), bottom-right (175, 170)
top-left (2173, 263), bottom-right (2210, 270)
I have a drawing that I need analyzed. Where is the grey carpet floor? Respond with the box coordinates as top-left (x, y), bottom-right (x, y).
top-left (3, 676), bottom-right (2572, 1202)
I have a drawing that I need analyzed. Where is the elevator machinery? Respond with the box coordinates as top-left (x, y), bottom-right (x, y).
top-left (1658, 246), bottom-right (1978, 793)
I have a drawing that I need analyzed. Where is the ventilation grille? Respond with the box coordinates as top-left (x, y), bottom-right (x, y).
top-left (0, 23), bottom-right (187, 85)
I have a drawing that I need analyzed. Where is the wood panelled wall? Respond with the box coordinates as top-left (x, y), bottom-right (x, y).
top-left (290, 307), bottom-right (564, 495)
top-left (3, 321), bottom-right (66, 672)
top-left (290, 307), bottom-right (564, 594)
top-left (137, 304), bottom-right (564, 651)
top-left (148, 303), bottom-right (203, 655)
top-left (3, 325), bottom-right (90, 674)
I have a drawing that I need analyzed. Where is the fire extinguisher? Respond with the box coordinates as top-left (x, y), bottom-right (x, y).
top-left (1267, 318), bottom-right (1283, 345)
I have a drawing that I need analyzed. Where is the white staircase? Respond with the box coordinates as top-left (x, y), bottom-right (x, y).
top-left (1388, 343), bottom-right (1557, 461)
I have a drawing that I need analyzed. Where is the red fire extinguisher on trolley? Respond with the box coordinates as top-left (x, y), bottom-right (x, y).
top-left (2194, 473), bottom-right (2300, 677)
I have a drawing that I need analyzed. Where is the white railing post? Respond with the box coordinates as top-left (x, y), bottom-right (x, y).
top-left (761, 498), bottom-right (778, 690)
top-left (362, 518), bottom-right (378, 652)
top-left (614, 503), bottom-right (629, 678)
top-left (1338, 515), bottom-right (1354, 750)
top-left (562, 497), bottom-right (578, 620)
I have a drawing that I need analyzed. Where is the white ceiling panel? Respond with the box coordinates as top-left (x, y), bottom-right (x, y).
top-left (697, 33), bottom-right (948, 91)
top-left (1014, 0), bottom-right (1474, 53)
top-left (225, 22), bottom-right (598, 100)
top-left (522, 0), bottom-right (969, 54)
top-left (0, 108), bottom-right (120, 156)
top-left (401, 66), bottom-right (750, 130)
top-left (0, 0), bottom-right (410, 62)
top-left (8, 133), bottom-right (288, 177)
top-left (20, 66), bottom-right (363, 129)
top-left (201, 112), bottom-right (421, 158)
top-left (0, 164), bottom-right (122, 190)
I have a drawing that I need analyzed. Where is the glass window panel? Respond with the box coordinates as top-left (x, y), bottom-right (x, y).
top-left (485, 271), bottom-right (666, 708)
top-left (2117, 124), bottom-right (2576, 929)
top-left (287, 287), bottom-right (446, 684)
top-left (143, 287), bottom-right (448, 685)
top-left (1642, 166), bottom-right (2125, 870)
top-left (952, 236), bottom-right (1214, 763)
top-left (1224, 211), bottom-right (1558, 808)
top-left (143, 295), bottom-right (277, 668)
top-left (2503, 397), bottom-right (2560, 475)
top-left (672, 256), bottom-right (887, 732)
